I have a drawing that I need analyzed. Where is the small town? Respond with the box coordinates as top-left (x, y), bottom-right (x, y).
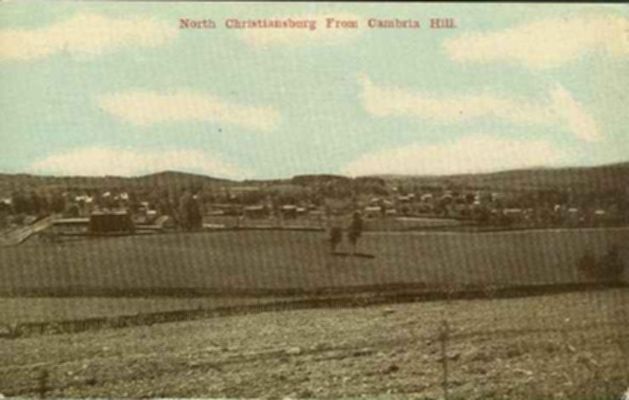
top-left (1, 170), bottom-right (627, 243)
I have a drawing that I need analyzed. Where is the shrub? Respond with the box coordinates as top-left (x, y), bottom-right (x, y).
top-left (600, 245), bottom-right (624, 282)
top-left (329, 226), bottom-right (342, 253)
top-left (347, 212), bottom-right (364, 253)
top-left (578, 246), bottom-right (625, 283)
top-left (577, 250), bottom-right (598, 280)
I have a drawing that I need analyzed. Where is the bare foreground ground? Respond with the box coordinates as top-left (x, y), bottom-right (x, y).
top-left (1, 289), bottom-right (628, 399)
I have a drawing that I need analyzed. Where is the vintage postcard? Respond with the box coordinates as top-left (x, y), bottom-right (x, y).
top-left (0, 2), bottom-right (628, 399)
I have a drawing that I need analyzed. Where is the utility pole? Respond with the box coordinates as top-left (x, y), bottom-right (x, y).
top-left (439, 320), bottom-right (450, 400)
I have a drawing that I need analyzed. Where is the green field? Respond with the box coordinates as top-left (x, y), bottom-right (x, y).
top-left (203, 215), bottom-right (464, 231)
top-left (1, 228), bottom-right (627, 296)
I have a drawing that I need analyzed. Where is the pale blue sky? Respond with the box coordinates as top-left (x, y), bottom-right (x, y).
top-left (1, 2), bottom-right (627, 179)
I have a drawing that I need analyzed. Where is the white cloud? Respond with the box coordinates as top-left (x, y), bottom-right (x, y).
top-left (30, 147), bottom-right (249, 180)
top-left (443, 14), bottom-right (629, 69)
top-left (358, 75), bottom-right (601, 142)
top-left (237, 14), bottom-right (362, 48)
top-left (0, 13), bottom-right (177, 61)
top-left (98, 90), bottom-right (281, 132)
top-left (549, 84), bottom-right (601, 142)
top-left (341, 135), bottom-right (570, 177)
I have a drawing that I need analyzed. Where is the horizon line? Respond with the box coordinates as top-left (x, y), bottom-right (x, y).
top-left (1, 159), bottom-right (628, 182)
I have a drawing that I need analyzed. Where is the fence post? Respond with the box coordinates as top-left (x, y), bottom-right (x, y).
top-left (439, 320), bottom-right (450, 400)
top-left (37, 368), bottom-right (49, 398)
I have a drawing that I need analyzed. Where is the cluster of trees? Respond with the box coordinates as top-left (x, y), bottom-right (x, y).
top-left (329, 212), bottom-right (364, 255)
top-left (6, 191), bottom-right (66, 216)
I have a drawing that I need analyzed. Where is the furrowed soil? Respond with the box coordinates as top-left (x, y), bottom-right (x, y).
top-left (0, 296), bottom-right (299, 324)
top-left (2, 289), bottom-right (627, 399)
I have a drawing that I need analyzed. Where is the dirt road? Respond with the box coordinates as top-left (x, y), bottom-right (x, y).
top-left (0, 216), bottom-right (54, 247)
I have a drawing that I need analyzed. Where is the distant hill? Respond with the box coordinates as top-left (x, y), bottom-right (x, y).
top-left (0, 170), bottom-right (233, 196)
top-left (0, 162), bottom-right (628, 196)
top-left (375, 162), bottom-right (629, 192)
top-left (133, 171), bottom-right (232, 188)
top-left (290, 174), bottom-right (351, 186)
top-left (0, 173), bottom-right (126, 194)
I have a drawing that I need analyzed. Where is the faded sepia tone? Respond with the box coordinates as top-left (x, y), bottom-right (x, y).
top-left (0, 2), bottom-right (628, 399)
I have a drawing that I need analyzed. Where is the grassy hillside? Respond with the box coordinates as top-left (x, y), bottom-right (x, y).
top-left (1, 228), bottom-right (626, 296)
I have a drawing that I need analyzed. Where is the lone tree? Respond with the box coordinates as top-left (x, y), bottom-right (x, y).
top-left (329, 226), bottom-right (343, 254)
top-left (347, 211), bottom-right (364, 255)
top-left (178, 191), bottom-right (203, 230)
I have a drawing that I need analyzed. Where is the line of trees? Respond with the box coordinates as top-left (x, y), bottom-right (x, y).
top-left (6, 191), bottom-right (66, 216)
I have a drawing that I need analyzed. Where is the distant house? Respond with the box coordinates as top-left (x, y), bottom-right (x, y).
top-left (50, 218), bottom-right (90, 235)
top-left (134, 209), bottom-right (158, 225)
top-left (503, 208), bottom-right (525, 219)
top-left (440, 194), bottom-right (454, 203)
top-left (420, 193), bottom-right (433, 203)
top-left (74, 194), bottom-right (93, 204)
top-left (155, 215), bottom-right (175, 229)
top-left (397, 194), bottom-right (415, 203)
top-left (473, 191), bottom-right (487, 205)
top-left (308, 209), bottom-right (326, 221)
top-left (280, 205), bottom-right (298, 219)
top-left (565, 207), bottom-right (583, 225)
top-left (591, 209), bottom-right (608, 224)
top-left (89, 211), bottom-right (134, 234)
top-left (243, 205), bottom-right (269, 219)
top-left (206, 209), bottom-right (225, 216)
top-left (0, 198), bottom-right (11, 213)
top-left (417, 203), bottom-right (434, 213)
top-left (210, 204), bottom-right (241, 216)
top-left (503, 208), bottom-right (523, 215)
top-left (364, 206), bottom-right (382, 218)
